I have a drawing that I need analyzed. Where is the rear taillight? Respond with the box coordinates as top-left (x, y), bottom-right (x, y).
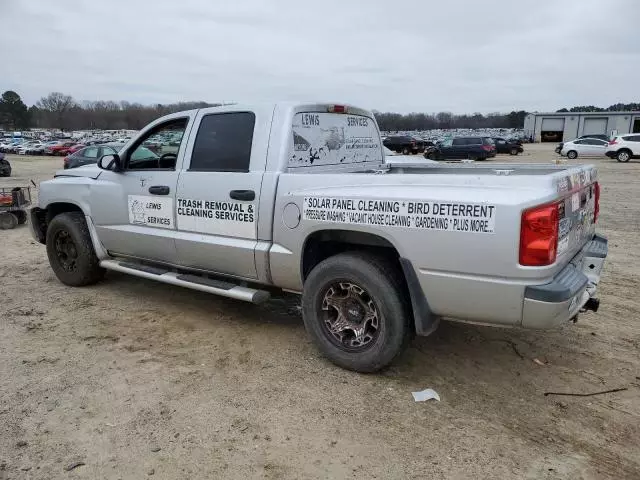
top-left (519, 202), bottom-right (560, 266)
top-left (63, 156), bottom-right (69, 165)
top-left (594, 182), bottom-right (600, 223)
top-left (482, 145), bottom-right (492, 151)
top-left (327, 105), bottom-right (346, 113)
top-left (608, 139), bottom-right (617, 145)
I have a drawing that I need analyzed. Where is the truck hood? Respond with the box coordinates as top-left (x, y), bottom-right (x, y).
top-left (54, 165), bottom-right (102, 180)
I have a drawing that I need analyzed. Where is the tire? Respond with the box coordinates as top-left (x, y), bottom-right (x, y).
top-left (567, 150), bottom-right (578, 159)
top-left (14, 210), bottom-right (27, 225)
top-left (302, 252), bottom-right (412, 373)
top-left (45, 212), bottom-right (105, 286)
top-left (616, 150), bottom-right (631, 162)
top-left (426, 152), bottom-right (436, 160)
top-left (401, 147), bottom-right (410, 155)
top-left (510, 148), bottom-right (519, 156)
top-left (0, 212), bottom-right (18, 230)
top-left (468, 154), bottom-right (478, 161)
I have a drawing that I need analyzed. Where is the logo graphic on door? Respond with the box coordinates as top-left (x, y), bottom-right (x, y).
top-left (130, 199), bottom-right (146, 225)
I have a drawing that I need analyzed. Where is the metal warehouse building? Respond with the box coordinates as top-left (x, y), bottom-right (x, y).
top-left (524, 111), bottom-right (640, 142)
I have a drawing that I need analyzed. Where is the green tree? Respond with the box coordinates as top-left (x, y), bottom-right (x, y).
top-left (0, 90), bottom-right (30, 130)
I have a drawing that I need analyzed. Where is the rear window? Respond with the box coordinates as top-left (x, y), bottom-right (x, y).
top-left (467, 137), bottom-right (482, 145)
top-left (289, 112), bottom-right (382, 168)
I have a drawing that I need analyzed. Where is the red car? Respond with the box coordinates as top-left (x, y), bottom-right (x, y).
top-left (66, 144), bottom-right (86, 155)
top-left (46, 141), bottom-right (77, 156)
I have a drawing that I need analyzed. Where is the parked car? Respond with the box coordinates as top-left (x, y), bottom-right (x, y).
top-left (63, 144), bottom-right (156, 169)
top-left (560, 139), bottom-right (609, 159)
top-left (0, 153), bottom-right (10, 176)
top-left (18, 142), bottom-right (46, 155)
top-left (554, 134), bottom-right (610, 154)
top-left (66, 144), bottom-right (86, 155)
top-left (46, 141), bottom-right (77, 156)
top-left (425, 136), bottom-right (496, 161)
top-left (383, 135), bottom-right (425, 155)
top-left (492, 137), bottom-right (524, 155)
top-left (605, 135), bottom-right (640, 163)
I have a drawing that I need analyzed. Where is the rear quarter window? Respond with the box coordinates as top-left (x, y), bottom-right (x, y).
top-left (289, 112), bottom-right (382, 168)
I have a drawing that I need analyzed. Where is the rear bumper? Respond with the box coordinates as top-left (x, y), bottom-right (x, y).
top-left (522, 234), bottom-right (607, 329)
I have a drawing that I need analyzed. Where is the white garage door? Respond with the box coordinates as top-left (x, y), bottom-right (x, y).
top-left (583, 118), bottom-right (608, 136)
top-left (541, 118), bottom-right (565, 131)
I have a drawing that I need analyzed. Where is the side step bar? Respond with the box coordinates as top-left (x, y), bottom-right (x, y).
top-left (99, 260), bottom-right (271, 304)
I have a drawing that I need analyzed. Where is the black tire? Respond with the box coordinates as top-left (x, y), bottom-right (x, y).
top-left (0, 212), bottom-right (18, 230)
top-left (468, 154), bottom-right (478, 161)
top-left (401, 147), bottom-right (410, 155)
top-left (302, 252), bottom-right (412, 373)
top-left (510, 148), bottom-right (519, 156)
top-left (616, 149), bottom-right (631, 163)
top-left (426, 152), bottom-right (436, 160)
top-left (14, 210), bottom-right (27, 225)
top-left (46, 212), bottom-right (105, 286)
top-left (567, 150), bottom-right (578, 160)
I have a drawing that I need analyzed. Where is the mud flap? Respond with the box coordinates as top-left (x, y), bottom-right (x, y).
top-left (399, 257), bottom-right (440, 336)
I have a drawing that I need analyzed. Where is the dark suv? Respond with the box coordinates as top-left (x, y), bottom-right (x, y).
top-left (425, 137), bottom-right (496, 161)
top-left (492, 137), bottom-right (524, 155)
top-left (383, 135), bottom-right (428, 155)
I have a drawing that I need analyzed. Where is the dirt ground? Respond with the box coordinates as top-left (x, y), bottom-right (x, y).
top-left (1, 144), bottom-right (639, 479)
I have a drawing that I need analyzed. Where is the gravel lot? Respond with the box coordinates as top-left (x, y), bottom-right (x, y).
top-left (1, 144), bottom-right (639, 479)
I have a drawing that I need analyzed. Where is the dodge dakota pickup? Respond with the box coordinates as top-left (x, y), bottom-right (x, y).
top-left (30, 102), bottom-right (607, 372)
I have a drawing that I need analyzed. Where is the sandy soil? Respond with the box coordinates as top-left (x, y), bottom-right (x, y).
top-left (1, 145), bottom-right (639, 479)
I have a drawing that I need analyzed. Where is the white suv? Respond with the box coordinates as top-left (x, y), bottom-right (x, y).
top-left (606, 134), bottom-right (640, 162)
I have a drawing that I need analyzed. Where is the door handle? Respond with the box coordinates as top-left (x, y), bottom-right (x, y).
top-left (148, 185), bottom-right (170, 195)
top-left (229, 190), bottom-right (255, 201)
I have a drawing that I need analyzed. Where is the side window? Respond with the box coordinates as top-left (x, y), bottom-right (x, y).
top-left (574, 140), bottom-right (585, 145)
top-left (452, 138), bottom-right (465, 146)
top-left (628, 135), bottom-right (640, 142)
top-left (127, 119), bottom-right (187, 170)
top-left (189, 112), bottom-right (255, 172)
top-left (83, 147), bottom-right (100, 158)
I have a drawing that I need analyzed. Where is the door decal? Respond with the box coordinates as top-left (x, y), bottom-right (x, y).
top-left (127, 195), bottom-right (174, 229)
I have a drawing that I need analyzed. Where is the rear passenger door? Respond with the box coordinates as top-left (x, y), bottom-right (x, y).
top-left (449, 138), bottom-right (466, 158)
top-left (174, 107), bottom-right (270, 279)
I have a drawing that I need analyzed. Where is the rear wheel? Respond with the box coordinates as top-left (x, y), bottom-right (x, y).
top-left (0, 212), bottom-right (18, 230)
top-left (616, 150), bottom-right (631, 162)
top-left (567, 150), bottom-right (578, 159)
top-left (468, 154), bottom-right (478, 161)
top-left (46, 212), bottom-right (105, 286)
top-left (302, 252), bottom-right (412, 373)
top-left (510, 147), bottom-right (519, 155)
top-left (401, 147), bottom-right (410, 155)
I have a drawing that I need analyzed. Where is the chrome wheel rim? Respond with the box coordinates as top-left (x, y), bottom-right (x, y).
top-left (321, 282), bottom-right (380, 351)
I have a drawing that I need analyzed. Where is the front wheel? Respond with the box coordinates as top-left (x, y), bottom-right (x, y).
top-left (567, 150), bottom-right (578, 159)
top-left (302, 252), bottom-right (411, 372)
top-left (46, 212), bottom-right (105, 286)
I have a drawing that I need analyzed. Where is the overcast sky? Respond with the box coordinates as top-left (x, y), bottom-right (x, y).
top-left (1, 0), bottom-right (638, 113)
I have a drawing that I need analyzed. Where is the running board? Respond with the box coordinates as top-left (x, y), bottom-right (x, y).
top-left (99, 260), bottom-right (270, 304)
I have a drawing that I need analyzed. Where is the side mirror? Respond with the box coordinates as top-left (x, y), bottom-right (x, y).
top-left (98, 153), bottom-right (122, 172)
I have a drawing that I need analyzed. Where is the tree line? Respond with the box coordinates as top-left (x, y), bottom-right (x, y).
top-left (1, 90), bottom-right (639, 133)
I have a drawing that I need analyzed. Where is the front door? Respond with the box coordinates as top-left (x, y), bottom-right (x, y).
top-left (174, 108), bottom-right (269, 279)
top-left (90, 115), bottom-right (193, 264)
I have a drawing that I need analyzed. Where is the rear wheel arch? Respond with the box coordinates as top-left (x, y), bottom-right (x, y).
top-left (300, 229), bottom-right (439, 338)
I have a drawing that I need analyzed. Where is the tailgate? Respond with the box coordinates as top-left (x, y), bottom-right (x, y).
top-left (556, 172), bottom-right (598, 260)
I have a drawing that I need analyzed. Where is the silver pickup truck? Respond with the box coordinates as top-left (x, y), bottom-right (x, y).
top-left (30, 102), bottom-right (607, 372)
